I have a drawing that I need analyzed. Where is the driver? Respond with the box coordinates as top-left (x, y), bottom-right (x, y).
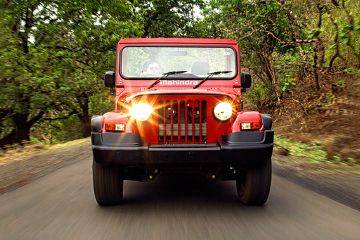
top-left (141, 50), bottom-right (162, 76)
top-left (141, 61), bottom-right (161, 76)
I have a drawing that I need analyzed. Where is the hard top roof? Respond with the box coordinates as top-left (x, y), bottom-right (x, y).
top-left (118, 38), bottom-right (238, 45)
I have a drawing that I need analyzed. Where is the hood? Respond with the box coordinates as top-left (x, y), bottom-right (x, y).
top-left (124, 89), bottom-right (236, 103)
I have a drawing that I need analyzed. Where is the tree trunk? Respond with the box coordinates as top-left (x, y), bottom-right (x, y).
top-left (77, 95), bottom-right (91, 138)
top-left (326, 6), bottom-right (342, 72)
top-left (0, 114), bottom-right (31, 146)
top-left (313, 44), bottom-right (321, 91)
top-left (80, 114), bottom-right (91, 138)
top-left (312, 3), bottom-right (325, 91)
top-left (0, 128), bottom-right (29, 146)
top-left (258, 51), bottom-right (282, 103)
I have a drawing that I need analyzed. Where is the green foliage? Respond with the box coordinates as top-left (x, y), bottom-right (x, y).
top-left (335, 79), bottom-right (346, 89)
top-left (0, 0), bottom-right (204, 145)
top-left (32, 116), bottom-right (83, 144)
top-left (274, 53), bottom-right (300, 93)
top-left (89, 93), bottom-right (114, 116)
top-left (0, 0), bottom-right (359, 147)
top-left (344, 67), bottom-right (360, 74)
top-left (134, 0), bottom-right (204, 37)
top-left (275, 136), bottom-right (328, 163)
top-left (246, 81), bottom-right (276, 110)
top-left (280, 77), bottom-right (296, 93)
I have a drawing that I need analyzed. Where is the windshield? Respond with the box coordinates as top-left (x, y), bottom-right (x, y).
top-left (121, 46), bottom-right (237, 79)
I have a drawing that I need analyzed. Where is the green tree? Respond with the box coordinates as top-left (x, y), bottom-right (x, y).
top-left (201, 0), bottom-right (302, 102)
top-left (0, 0), bottom-right (141, 145)
top-left (132, 0), bottom-right (204, 37)
top-left (0, 0), bottom-right (203, 145)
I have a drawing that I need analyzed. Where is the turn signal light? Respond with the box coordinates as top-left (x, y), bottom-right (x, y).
top-left (105, 123), bottom-right (125, 132)
top-left (240, 121), bottom-right (262, 131)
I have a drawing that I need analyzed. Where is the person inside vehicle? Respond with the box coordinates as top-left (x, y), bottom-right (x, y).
top-left (141, 61), bottom-right (161, 76)
top-left (141, 51), bottom-right (162, 77)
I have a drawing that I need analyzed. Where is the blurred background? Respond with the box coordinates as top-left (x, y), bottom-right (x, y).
top-left (0, 0), bottom-right (359, 165)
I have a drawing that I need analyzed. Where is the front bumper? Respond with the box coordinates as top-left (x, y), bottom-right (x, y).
top-left (91, 130), bottom-right (274, 169)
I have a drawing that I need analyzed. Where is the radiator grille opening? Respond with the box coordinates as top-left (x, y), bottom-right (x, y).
top-left (158, 100), bottom-right (207, 144)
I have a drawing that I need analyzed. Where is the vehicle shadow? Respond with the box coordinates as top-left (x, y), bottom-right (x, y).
top-left (96, 174), bottom-right (278, 217)
top-left (125, 175), bottom-right (236, 203)
top-left (104, 174), bottom-right (268, 211)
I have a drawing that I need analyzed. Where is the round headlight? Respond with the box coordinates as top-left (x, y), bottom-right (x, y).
top-left (130, 103), bottom-right (153, 121)
top-left (213, 102), bottom-right (232, 121)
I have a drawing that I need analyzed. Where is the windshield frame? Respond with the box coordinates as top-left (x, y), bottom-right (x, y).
top-left (119, 45), bottom-right (238, 80)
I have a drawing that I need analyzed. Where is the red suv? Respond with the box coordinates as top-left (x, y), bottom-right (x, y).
top-left (91, 38), bottom-right (274, 206)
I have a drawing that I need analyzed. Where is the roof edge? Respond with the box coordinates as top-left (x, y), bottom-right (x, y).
top-left (118, 38), bottom-right (238, 45)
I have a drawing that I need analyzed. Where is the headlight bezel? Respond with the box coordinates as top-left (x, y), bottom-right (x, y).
top-left (129, 102), bottom-right (153, 121)
top-left (213, 101), bottom-right (233, 121)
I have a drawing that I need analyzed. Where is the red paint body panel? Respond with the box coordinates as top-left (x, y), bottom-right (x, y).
top-left (105, 38), bottom-right (262, 145)
top-left (114, 38), bottom-right (242, 97)
top-left (231, 112), bottom-right (263, 132)
top-left (102, 112), bottom-right (130, 133)
top-left (128, 94), bottom-right (235, 144)
top-left (118, 38), bottom-right (238, 45)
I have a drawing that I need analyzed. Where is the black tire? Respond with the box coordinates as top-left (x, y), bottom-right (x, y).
top-left (236, 159), bottom-right (272, 206)
top-left (93, 160), bottom-right (123, 206)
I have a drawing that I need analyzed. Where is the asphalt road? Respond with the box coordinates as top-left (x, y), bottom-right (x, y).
top-left (0, 158), bottom-right (359, 240)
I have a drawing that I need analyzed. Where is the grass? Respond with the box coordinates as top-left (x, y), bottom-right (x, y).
top-left (275, 136), bottom-right (329, 163)
top-left (275, 136), bottom-right (359, 165)
top-left (0, 138), bottom-right (89, 165)
top-left (274, 136), bottom-right (360, 176)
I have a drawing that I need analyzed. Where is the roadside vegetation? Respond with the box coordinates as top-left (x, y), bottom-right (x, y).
top-left (275, 136), bottom-right (358, 164)
top-left (0, 0), bottom-right (359, 163)
top-left (0, 138), bottom-right (88, 164)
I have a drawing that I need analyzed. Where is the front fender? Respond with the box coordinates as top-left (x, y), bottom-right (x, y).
top-left (231, 111), bottom-right (272, 132)
top-left (91, 112), bottom-right (129, 133)
top-left (231, 111), bottom-right (261, 132)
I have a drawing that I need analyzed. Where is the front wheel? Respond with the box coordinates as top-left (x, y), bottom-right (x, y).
top-left (236, 159), bottom-right (272, 206)
top-left (93, 160), bottom-right (123, 206)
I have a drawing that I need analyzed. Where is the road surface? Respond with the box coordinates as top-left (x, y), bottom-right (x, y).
top-left (0, 155), bottom-right (359, 240)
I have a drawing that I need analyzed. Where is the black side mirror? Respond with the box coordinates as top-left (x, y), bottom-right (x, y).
top-left (241, 72), bottom-right (252, 89)
top-left (104, 71), bottom-right (115, 88)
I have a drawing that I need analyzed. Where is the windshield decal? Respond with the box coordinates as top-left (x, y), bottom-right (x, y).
top-left (159, 80), bottom-right (199, 86)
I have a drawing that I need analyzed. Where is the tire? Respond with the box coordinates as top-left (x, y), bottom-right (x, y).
top-left (93, 160), bottom-right (123, 206)
top-left (236, 159), bottom-right (272, 206)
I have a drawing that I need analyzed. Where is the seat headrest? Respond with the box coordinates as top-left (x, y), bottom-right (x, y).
top-left (191, 61), bottom-right (209, 75)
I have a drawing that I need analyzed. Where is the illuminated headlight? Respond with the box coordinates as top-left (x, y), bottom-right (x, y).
top-left (213, 102), bottom-right (232, 121)
top-left (130, 103), bottom-right (153, 121)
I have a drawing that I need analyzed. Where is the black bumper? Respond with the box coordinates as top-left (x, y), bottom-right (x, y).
top-left (91, 130), bottom-right (274, 168)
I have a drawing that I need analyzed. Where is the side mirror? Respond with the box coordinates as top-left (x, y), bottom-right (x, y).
top-left (240, 72), bottom-right (252, 89)
top-left (104, 71), bottom-right (115, 88)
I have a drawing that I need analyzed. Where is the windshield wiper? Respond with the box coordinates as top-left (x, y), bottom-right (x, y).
top-left (147, 71), bottom-right (187, 89)
top-left (193, 71), bottom-right (232, 89)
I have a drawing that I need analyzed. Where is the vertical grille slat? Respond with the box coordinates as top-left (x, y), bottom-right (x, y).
top-left (185, 101), bottom-right (188, 143)
top-left (158, 98), bottom-right (207, 144)
top-left (202, 100), bottom-right (207, 142)
top-left (163, 102), bottom-right (166, 144)
top-left (170, 101), bottom-right (174, 142)
top-left (177, 101), bottom-right (181, 143)
top-left (190, 101), bottom-right (195, 143)
top-left (198, 100), bottom-right (202, 143)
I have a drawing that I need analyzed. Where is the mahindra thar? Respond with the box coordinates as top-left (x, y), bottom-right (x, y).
top-left (91, 38), bottom-right (274, 206)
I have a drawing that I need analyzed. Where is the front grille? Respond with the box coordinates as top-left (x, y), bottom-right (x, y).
top-left (158, 100), bottom-right (207, 144)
